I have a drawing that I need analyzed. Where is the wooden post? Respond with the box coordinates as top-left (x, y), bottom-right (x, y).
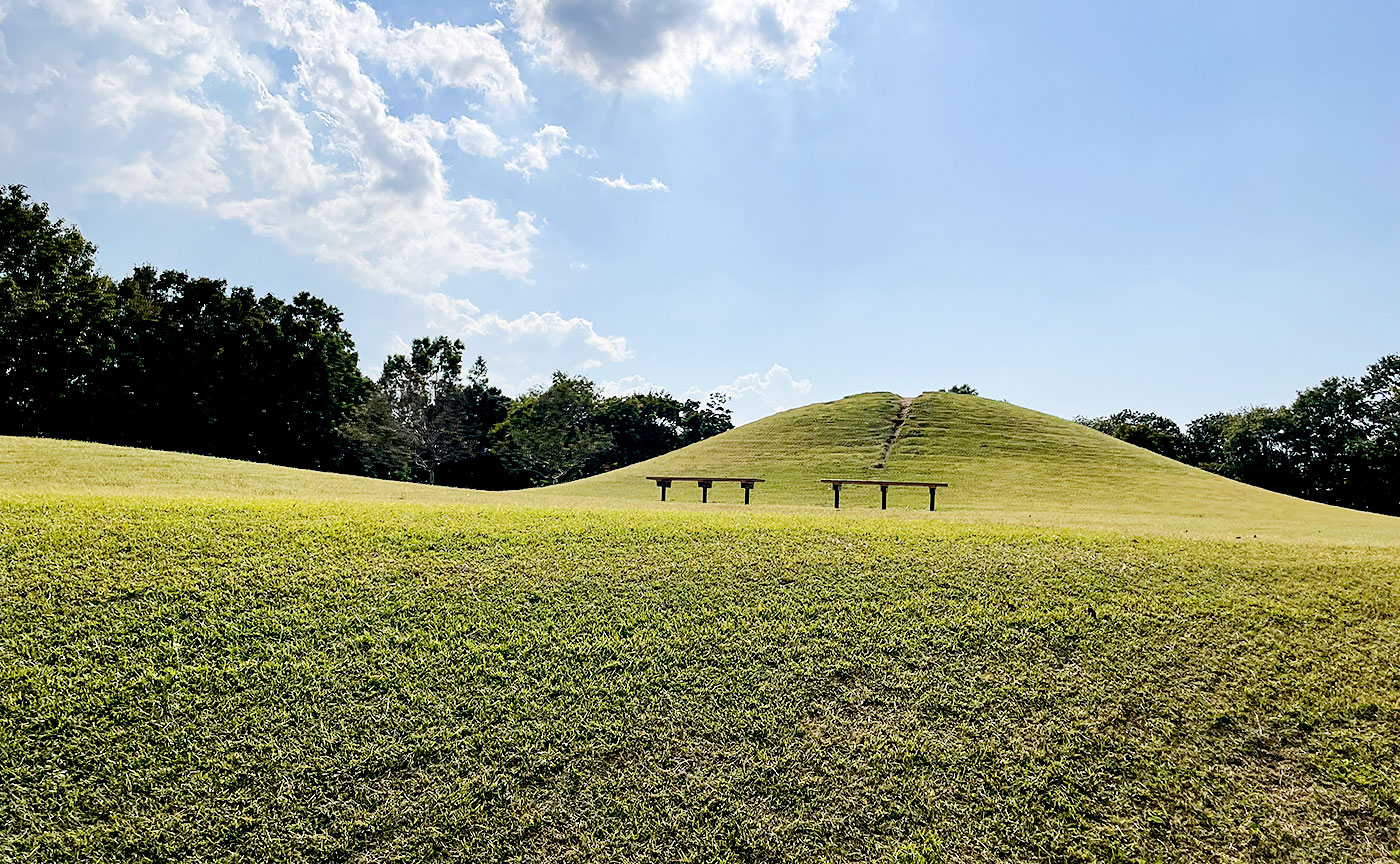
top-left (833, 483), bottom-right (841, 509)
top-left (929, 486), bottom-right (936, 511)
top-left (657, 480), bottom-right (671, 501)
top-left (742, 482), bottom-right (753, 504)
top-left (881, 485), bottom-right (888, 510)
top-left (699, 481), bottom-right (712, 503)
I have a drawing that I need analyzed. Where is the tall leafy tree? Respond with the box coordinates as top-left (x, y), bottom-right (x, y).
top-left (1285, 376), bottom-right (1370, 509)
top-left (1, 187), bottom-right (369, 468)
top-left (494, 372), bottom-right (614, 486)
top-left (436, 356), bottom-right (512, 487)
top-left (0, 184), bottom-right (117, 435)
top-left (375, 337), bottom-right (467, 485)
top-left (1359, 355), bottom-right (1400, 512)
top-left (679, 393), bottom-right (733, 445)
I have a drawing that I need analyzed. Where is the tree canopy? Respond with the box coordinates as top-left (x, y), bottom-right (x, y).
top-left (1, 185), bottom-right (734, 488)
top-left (1081, 356), bottom-right (1400, 515)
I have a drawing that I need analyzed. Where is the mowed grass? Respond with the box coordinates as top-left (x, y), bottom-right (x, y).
top-left (553, 392), bottom-right (1400, 543)
top-left (7, 392), bottom-right (1399, 543)
top-left (2, 496), bottom-right (1399, 862)
top-left (3, 394), bottom-right (1400, 861)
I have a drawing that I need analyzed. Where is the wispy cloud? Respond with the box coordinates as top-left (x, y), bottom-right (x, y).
top-left (601, 374), bottom-right (666, 398)
top-left (505, 124), bottom-right (592, 179)
top-left (592, 173), bottom-right (669, 192)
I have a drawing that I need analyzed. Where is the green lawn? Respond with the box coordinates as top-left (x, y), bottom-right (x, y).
top-left (2, 395), bottom-right (1399, 861)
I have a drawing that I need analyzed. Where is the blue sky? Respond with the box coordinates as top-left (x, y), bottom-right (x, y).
top-left (2, 0), bottom-right (1396, 424)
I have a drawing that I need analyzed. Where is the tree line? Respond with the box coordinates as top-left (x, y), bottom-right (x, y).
top-left (0, 184), bottom-right (731, 488)
top-left (1079, 356), bottom-right (1400, 515)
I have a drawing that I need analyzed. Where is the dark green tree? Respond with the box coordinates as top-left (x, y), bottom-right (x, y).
top-left (680, 393), bottom-right (734, 445)
top-left (1079, 410), bottom-right (1189, 462)
top-left (373, 337), bottom-right (466, 485)
top-left (436, 356), bottom-right (512, 488)
top-left (1217, 406), bottom-right (1301, 496)
top-left (1185, 412), bottom-right (1233, 472)
top-left (1, 187), bottom-right (369, 468)
top-left (0, 184), bottom-right (118, 435)
top-left (1285, 377), bottom-right (1370, 509)
top-left (493, 372), bottom-right (613, 486)
top-left (1358, 355), bottom-right (1400, 512)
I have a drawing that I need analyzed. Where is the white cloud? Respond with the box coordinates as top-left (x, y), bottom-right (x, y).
top-left (569, 261), bottom-right (589, 270)
top-left (415, 296), bottom-right (632, 362)
top-left (600, 374), bottom-right (666, 398)
top-left (451, 115), bottom-right (506, 157)
top-left (687, 363), bottom-right (813, 423)
top-left (0, 0), bottom-right (629, 365)
top-left (592, 173), bottom-right (669, 192)
top-left (509, 0), bottom-right (854, 97)
top-left (504, 124), bottom-right (591, 178)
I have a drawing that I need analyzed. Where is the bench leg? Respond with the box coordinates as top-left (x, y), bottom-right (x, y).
top-left (660, 484), bottom-right (667, 501)
top-left (743, 484), bottom-right (751, 505)
top-left (699, 481), bottom-right (712, 503)
top-left (833, 484), bottom-right (840, 509)
top-left (881, 485), bottom-right (888, 510)
top-left (930, 487), bottom-right (936, 511)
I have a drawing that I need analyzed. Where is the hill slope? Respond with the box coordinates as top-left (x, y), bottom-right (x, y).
top-left (4, 397), bottom-right (1400, 860)
top-left (540, 391), bottom-right (1400, 542)
top-left (4, 391), bottom-right (1397, 541)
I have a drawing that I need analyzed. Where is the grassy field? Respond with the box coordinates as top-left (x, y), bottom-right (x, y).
top-left (2, 394), bottom-right (1399, 862)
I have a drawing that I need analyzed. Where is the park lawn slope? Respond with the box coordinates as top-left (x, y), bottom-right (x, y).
top-left (0, 436), bottom-right (489, 505)
top-left (1, 495), bottom-right (1399, 862)
top-left (5, 390), bottom-right (1400, 542)
top-left (539, 392), bottom-right (1400, 543)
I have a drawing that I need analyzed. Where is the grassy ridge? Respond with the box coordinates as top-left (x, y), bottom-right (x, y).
top-left (552, 392), bottom-right (1400, 543)
top-left (7, 392), bottom-right (1399, 543)
top-left (0, 436), bottom-right (486, 504)
top-left (3, 395), bottom-right (1400, 860)
top-left (3, 495), bottom-right (1398, 862)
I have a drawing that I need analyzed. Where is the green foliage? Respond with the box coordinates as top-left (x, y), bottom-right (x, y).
top-left (1089, 357), bottom-right (1400, 515)
top-left (0, 187), bottom-right (369, 468)
top-left (494, 372), bottom-right (615, 485)
top-left (0, 184), bottom-right (117, 434)
top-left (1078, 410), bottom-right (1189, 462)
top-left (941, 384), bottom-right (978, 395)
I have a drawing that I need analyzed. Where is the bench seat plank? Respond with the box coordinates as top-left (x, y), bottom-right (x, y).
top-left (819, 479), bottom-right (947, 488)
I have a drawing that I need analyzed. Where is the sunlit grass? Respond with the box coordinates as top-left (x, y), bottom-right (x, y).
top-left (2, 496), bottom-right (1398, 861)
top-left (3, 393), bottom-right (1399, 860)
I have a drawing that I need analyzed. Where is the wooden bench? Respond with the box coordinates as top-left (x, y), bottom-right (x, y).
top-left (647, 476), bottom-right (765, 504)
top-left (819, 479), bottom-right (948, 510)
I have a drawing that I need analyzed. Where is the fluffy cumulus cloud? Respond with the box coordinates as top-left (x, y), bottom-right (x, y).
top-left (509, 0), bottom-right (854, 97)
top-left (0, 0), bottom-right (629, 363)
top-left (592, 173), bottom-right (669, 192)
top-left (504, 124), bottom-right (591, 178)
top-left (687, 363), bottom-right (812, 423)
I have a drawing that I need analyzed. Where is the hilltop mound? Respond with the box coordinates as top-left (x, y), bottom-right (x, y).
top-left (4, 391), bottom-right (1397, 541)
top-left (543, 391), bottom-right (1399, 541)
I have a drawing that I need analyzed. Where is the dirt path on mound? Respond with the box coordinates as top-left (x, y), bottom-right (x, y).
top-left (873, 397), bottom-right (915, 468)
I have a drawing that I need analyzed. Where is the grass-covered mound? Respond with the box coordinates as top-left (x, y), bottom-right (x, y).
top-left (9, 391), bottom-right (1397, 543)
top-left (2, 395), bottom-right (1399, 861)
top-left (547, 392), bottom-right (1399, 542)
